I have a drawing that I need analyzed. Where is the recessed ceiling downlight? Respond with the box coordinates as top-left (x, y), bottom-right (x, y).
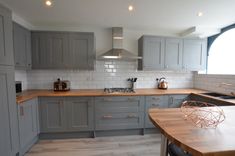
top-left (45, 0), bottom-right (53, 7)
top-left (128, 5), bottom-right (134, 11)
top-left (197, 12), bottom-right (203, 17)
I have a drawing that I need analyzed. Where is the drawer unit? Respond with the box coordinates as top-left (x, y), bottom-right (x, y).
top-left (145, 96), bottom-right (168, 128)
top-left (95, 96), bottom-right (144, 130)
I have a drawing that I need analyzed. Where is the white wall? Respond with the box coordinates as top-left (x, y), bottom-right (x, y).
top-left (194, 73), bottom-right (235, 95)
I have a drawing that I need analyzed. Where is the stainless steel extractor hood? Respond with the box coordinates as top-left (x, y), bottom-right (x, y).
top-left (98, 27), bottom-right (142, 60)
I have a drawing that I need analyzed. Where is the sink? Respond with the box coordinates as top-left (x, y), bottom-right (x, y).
top-left (202, 92), bottom-right (226, 97)
top-left (219, 96), bottom-right (235, 99)
top-left (202, 92), bottom-right (235, 99)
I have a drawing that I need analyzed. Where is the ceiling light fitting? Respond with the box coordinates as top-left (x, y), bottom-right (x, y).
top-left (45, 0), bottom-right (53, 7)
top-left (197, 12), bottom-right (203, 17)
top-left (128, 5), bottom-right (134, 11)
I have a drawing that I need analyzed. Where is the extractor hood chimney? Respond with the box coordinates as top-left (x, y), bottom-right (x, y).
top-left (98, 27), bottom-right (142, 60)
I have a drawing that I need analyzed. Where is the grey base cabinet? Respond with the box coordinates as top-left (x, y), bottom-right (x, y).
top-left (145, 96), bottom-right (168, 128)
top-left (39, 97), bottom-right (94, 133)
top-left (168, 94), bottom-right (189, 108)
top-left (65, 97), bottom-right (94, 131)
top-left (0, 66), bottom-right (19, 156)
top-left (95, 96), bottom-right (144, 130)
top-left (18, 98), bottom-right (39, 156)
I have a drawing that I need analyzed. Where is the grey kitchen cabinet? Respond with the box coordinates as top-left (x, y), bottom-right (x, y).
top-left (145, 96), bottom-right (168, 128)
top-left (164, 38), bottom-right (183, 70)
top-left (183, 39), bottom-right (207, 71)
top-left (31, 31), bottom-right (95, 70)
top-left (138, 36), bottom-right (165, 70)
top-left (168, 94), bottom-right (189, 108)
top-left (69, 33), bottom-right (95, 70)
top-left (39, 97), bottom-right (66, 132)
top-left (65, 97), bottom-right (94, 131)
top-left (31, 32), bottom-right (69, 69)
top-left (0, 66), bottom-right (19, 156)
top-left (0, 5), bottom-right (14, 66)
top-left (18, 98), bottom-right (39, 155)
top-left (13, 22), bottom-right (32, 70)
top-left (95, 96), bottom-right (144, 130)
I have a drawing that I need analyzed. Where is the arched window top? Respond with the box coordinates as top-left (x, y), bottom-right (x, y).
top-left (207, 28), bottom-right (235, 75)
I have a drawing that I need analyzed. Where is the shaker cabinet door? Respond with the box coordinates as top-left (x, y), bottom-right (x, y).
top-left (39, 97), bottom-right (66, 132)
top-left (183, 39), bottom-right (207, 71)
top-left (138, 36), bottom-right (165, 70)
top-left (68, 33), bottom-right (95, 70)
top-left (66, 97), bottom-right (94, 131)
top-left (0, 5), bottom-right (14, 66)
top-left (164, 38), bottom-right (183, 70)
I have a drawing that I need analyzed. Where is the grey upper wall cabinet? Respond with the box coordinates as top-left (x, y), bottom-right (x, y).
top-left (183, 39), bottom-right (207, 71)
top-left (138, 35), bottom-right (207, 71)
top-left (31, 31), bottom-right (95, 70)
top-left (0, 5), bottom-right (14, 66)
top-left (0, 66), bottom-right (19, 156)
top-left (13, 22), bottom-right (32, 70)
top-left (138, 36), bottom-right (164, 70)
top-left (164, 38), bottom-right (183, 70)
top-left (69, 33), bottom-right (95, 70)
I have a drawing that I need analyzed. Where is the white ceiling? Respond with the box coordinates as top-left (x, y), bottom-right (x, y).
top-left (1, 0), bottom-right (235, 34)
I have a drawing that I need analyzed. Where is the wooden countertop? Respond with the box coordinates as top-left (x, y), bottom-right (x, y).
top-left (16, 88), bottom-right (206, 104)
top-left (149, 106), bottom-right (235, 156)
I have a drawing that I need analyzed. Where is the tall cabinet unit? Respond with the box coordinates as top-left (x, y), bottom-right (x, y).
top-left (13, 22), bottom-right (31, 70)
top-left (0, 4), bottom-right (19, 156)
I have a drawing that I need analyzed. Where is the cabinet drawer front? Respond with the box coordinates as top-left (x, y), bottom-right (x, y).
top-left (146, 96), bottom-right (168, 107)
top-left (95, 112), bottom-right (144, 130)
top-left (95, 101), bottom-right (144, 113)
top-left (95, 96), bottom-right (141, 102)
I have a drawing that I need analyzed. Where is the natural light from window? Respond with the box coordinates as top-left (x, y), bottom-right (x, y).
top-left (207, 28), bottom-right (235, 75)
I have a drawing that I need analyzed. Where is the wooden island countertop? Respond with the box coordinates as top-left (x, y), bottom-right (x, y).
top-left (149, 106), bottom-right (235, 156)
top-left (16, 88), bottom-right (207, 104)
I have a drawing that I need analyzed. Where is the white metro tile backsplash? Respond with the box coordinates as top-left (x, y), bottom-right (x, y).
top-left (194, 73), bottom-right (235, 95)
top-left (16, 61), bottom-right (195, 90)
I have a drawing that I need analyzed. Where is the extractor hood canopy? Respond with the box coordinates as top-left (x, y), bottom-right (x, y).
top-left (98, 27), bottom-right (142, 60)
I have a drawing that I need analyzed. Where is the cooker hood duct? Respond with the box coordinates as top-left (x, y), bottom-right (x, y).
top-left (98, 27), bottom-right (142, 60)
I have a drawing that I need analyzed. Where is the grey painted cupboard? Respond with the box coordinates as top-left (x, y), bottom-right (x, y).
top-left (18, 98), bottom-right (39, 156)
top-left (31, 31), bottom-right (95, 70)
top-left (95, 96), bottom-right (145, 130)
top-left (145, 96), bottom-right (168, 128)
top-left (39, 97), bottom-right (94, 133)
top-left (138, 36), bottom-right (164, 70)
top-left (13, 22), bottom-right (31, 70)
top-left (164, 38), bottom-right (183, 70)
top-left (168, 94), bottom-right (189, 108)
top-left (183, 39), bottom-right (207, 71)
top-left (138, 35), bottom-right (207, 71)
top-left (0, 5), bottom-right (14, 66)
top-left (0, 66), bottom-right (19, 156)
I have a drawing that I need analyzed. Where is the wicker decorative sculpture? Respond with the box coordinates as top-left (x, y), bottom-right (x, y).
top-left (180, 101), bottom-right (225, 128)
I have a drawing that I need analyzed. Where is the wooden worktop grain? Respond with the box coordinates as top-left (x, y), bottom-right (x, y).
top-left (149, 107), bottom-right (235, 156)
top-left (16, 88), bottom-right (206, 104)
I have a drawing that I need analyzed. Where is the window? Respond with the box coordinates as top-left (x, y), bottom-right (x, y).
top-left (207, 28), bottom-right (235, 75)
